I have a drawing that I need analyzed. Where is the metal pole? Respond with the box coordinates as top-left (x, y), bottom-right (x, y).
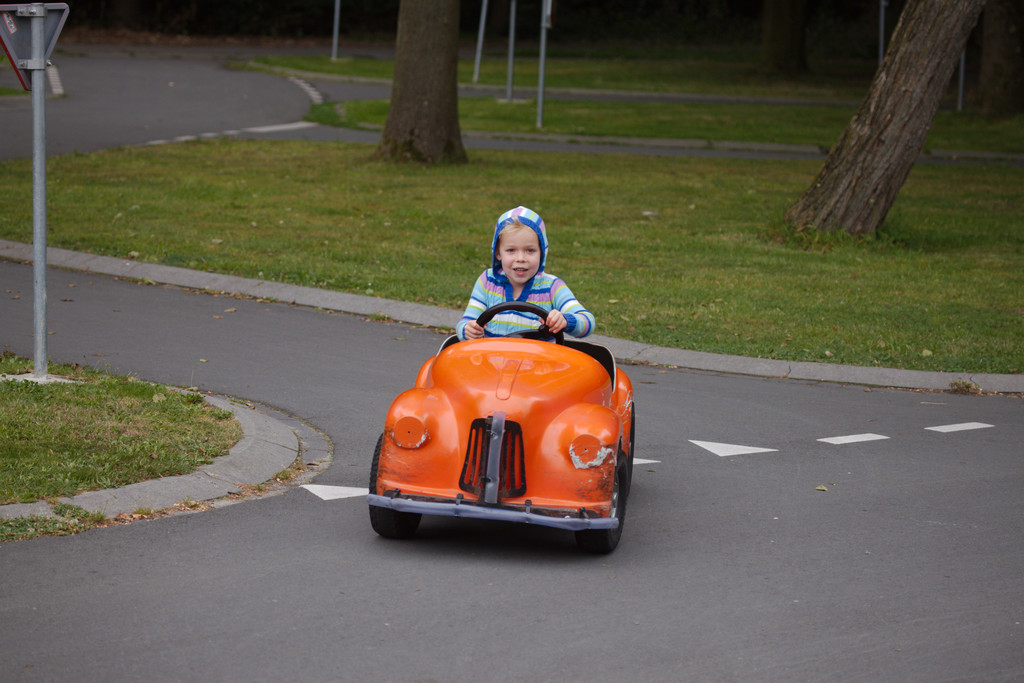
top-left (957, 51), bottom-right (966, 112)
top-left (506, 0), bottom-right (516, 101)
top-left (30, 3), bottom-right (47, 378)
top-left (536, 0), bottom-right (550, 128)
top-left (878, 0), bottom-right (887, 67)
top-left (473, 0), bottom-right (489, 83)
top-left (331, 0), bottom-right (340, 60)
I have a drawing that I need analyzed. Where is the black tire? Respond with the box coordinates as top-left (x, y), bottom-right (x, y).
top-left (575, 461), bottom-right (628, 554)
top-left (368, 433), bottom-right (421, 539)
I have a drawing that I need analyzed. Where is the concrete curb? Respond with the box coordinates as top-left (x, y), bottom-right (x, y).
top-left (2, 239), bottom-right (1021, 394)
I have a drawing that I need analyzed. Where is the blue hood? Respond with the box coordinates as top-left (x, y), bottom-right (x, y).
top-left (491, 206), bottom-right (549, 275)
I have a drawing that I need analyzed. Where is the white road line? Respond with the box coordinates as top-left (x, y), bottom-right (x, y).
top-left (144, 121), bottom-right (317, 147)
top-left (302, 484), bottom-right (367, 501)
top-left (633, 458), bottom-right (660, 465)
top-left (690, 440), bottom-right (778, 457)
top-left (287, 76), bottom-right (324, 105)
top-left (47, 65), bottom-right (64, 96)
top-left (817, 433), bottom-right (890, 445)
top-left (243, 121), bottom-right (318, 134)
top-left (925, 422), bottom-right (994, 433)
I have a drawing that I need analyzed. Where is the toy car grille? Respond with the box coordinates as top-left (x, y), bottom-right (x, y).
top-left (460, 416), bottom-right (526, 501)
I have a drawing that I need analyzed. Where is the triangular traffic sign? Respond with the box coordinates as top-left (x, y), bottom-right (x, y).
top-left (0, 3), bottom-right (69, 91)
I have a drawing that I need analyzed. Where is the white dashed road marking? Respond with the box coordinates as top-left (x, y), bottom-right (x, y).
top-left (303, 424), bottom-right (999, 503)
top-left (689, 440), bottom-right (778, 457)
top-left (925, 422), bottom-right (994, 433)
top-left (302, 485), bottom-right (368, 501)
top-left (244, 121), bottom-right (319, 134)
top-left (287, 76), bottom-right (324, 104)
top-left (817, 433), bottom-right (890, 445)
top-left (47, 65), bottom-right (64, 96)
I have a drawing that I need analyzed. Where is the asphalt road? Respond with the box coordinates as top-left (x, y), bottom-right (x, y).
top-left (1, 43), bottom-right (1023, 682)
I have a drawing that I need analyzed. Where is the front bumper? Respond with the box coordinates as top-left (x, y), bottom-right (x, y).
top-left (367, 494), bottom-right (619, 531)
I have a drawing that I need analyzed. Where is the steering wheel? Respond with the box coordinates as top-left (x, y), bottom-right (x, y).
top-left (474, 301), bottom-right (565, 344)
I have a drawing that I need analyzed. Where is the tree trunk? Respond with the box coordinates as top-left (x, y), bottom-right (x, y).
top-left (378, 0), bottom-right (467, 165)
top-left (784, 0), bottom-right (985, 236)
top-left (762, 0), bottom-right (809, 73)
top-left (980, 0), bottom-right (1024, 117)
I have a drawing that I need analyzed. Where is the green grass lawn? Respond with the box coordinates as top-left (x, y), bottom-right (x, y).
top-left (1, 139), bottom-right (1019, 374)
top-left (0, 354), bottom-right (241, 506)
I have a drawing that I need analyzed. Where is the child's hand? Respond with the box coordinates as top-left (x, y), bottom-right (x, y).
top-left (464, 321), bottom-right (485, 339)
top-left (545, 310), bottom-right (567, 334)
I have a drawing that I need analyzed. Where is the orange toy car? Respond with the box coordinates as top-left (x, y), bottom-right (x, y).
top-left (368, 302), bottom-right (635, 553)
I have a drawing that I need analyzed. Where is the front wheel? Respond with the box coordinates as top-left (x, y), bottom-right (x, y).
top-left (575, 460), bottom-right (628, 554)
top-left (368, 433), bottom-right (421, 539)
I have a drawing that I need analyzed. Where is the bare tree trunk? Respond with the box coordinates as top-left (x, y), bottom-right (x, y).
top-left (980, 0), bottom-right (1024, 117)
top-left (378, 0), bottom-right (467, 165)
top-left (762, 0), bottom-right (809, 73)
top-left (784, 0), bottom-right (985, 236)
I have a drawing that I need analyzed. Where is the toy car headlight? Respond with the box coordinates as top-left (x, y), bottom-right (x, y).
top-left (392, 416), bottom-right (429, 449)
top-left (570, 434), bottom-right (614, 469)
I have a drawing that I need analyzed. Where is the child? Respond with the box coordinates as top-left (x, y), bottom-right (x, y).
top-left (456, 206), bottom-right (595, 341)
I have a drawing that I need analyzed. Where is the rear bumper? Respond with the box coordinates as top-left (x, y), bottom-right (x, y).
top-left (367, 494), bottom-right (619, 531)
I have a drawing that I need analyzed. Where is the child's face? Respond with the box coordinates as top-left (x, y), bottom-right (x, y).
top-left (496, 227), bottom-right (542, 291)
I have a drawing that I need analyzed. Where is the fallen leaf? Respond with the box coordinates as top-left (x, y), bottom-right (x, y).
top-left (816, 485), bottom-right (829, 492)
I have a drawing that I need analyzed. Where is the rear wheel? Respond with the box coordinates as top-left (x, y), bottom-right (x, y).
top-left (368, 433), bottom-right (421, 539)
top-left (575, 460), bottom-right (628, 554)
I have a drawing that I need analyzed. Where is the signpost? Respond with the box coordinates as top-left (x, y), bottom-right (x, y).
top-left (474, 0), bottom-right (554, 128)
top-left (536, 0), bottom-right (552, 128)
top-left (0, 3), bottom-right (69, 378)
